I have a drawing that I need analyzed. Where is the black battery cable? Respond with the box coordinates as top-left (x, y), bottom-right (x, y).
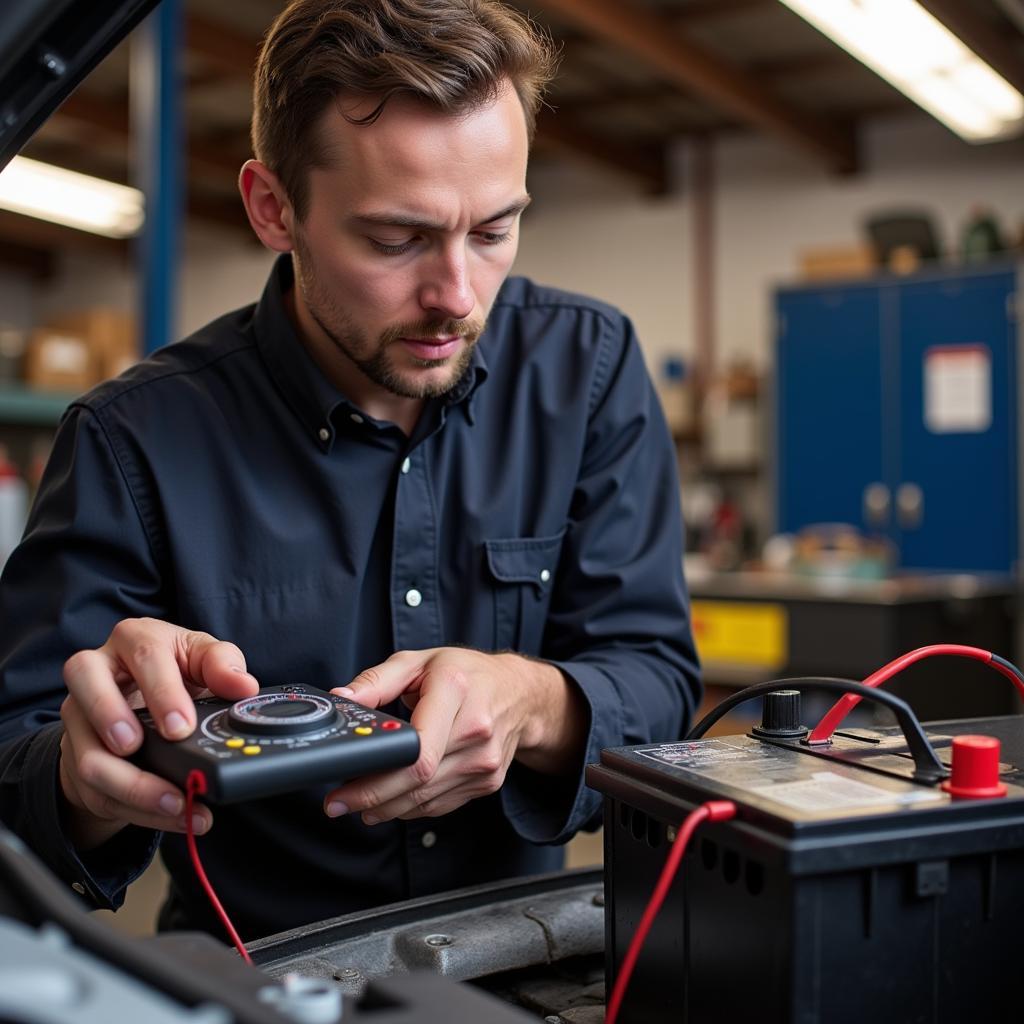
top-left (687, 677), bottom-right (947, 783)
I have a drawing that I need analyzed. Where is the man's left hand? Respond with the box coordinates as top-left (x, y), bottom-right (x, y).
top-left (325, 648), bottom-right (586, 824)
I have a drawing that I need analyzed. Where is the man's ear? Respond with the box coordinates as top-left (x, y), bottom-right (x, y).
top-left (238, 159), bottom-right (295, 252)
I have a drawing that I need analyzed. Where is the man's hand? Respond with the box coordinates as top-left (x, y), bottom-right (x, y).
top-left (58, 617), bottom-right (259, 851)
top-left (325, 648), bottom-right (587, 824)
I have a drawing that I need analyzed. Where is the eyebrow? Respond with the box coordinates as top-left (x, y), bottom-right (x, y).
top-left (352, 196), bottom-right (532, 231)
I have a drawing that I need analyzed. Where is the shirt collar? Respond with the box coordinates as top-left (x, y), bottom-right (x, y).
top-left (252, 255), bottom-right (348, 451)
top-left (251, 254), bottom-right (491, 447)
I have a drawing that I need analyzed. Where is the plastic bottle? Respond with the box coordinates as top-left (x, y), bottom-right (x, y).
top-left (0, 444), bottom-right (29, 569)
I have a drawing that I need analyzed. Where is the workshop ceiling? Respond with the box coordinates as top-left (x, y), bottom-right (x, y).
top-left (8, 0), bottom-right (1024, 264)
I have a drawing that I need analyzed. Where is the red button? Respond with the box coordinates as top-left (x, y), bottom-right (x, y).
top-left (381, 720), bottom-right (401, 730)
top-left (941, 735), bottom-right (1007, 799)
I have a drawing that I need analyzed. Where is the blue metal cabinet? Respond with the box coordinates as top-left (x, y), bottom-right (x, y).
top-left (775, 264), bottom-right (1019, 572)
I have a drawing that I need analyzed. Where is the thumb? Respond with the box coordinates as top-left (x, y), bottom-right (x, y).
top-left (332, 650), bottom-right (429, 708)
top-left (185, 632), bottom-right (260, 700)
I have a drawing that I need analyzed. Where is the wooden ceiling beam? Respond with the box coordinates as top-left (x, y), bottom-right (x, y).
top-left (53, 90), bottom-right (130, 137)
top-left (535, 108), bottom-right (667, 191)
top-left (532, 0), bottom-right (858, 173)
top-left (0, 236), bottom-right (58, 280)
top-left (0, 209), bottom-right (129, 256)
top-left (47, 90), bottom-right (244, 190)
top-left (917, 0), bottom-right (1024, 97)
top-left (186, 13), bottom-right (260, 79)
top-left (185, 12), bottom-right (665, 189)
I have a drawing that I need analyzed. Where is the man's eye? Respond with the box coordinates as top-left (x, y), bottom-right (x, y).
top-left (369, 238), bottom-right (415, 256)
top-left (475, 229), bottom-right (513, 245)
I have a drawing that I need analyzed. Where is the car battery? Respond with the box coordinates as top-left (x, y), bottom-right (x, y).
top-left (587, 705), bottom-right (1024, 1024)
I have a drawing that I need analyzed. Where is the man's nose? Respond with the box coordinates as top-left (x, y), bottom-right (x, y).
top-left (418, 248), bottom-right (474, 321)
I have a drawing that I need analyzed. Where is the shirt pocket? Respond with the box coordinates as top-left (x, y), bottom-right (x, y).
top-left (483, 530), bottom-right (566, 652)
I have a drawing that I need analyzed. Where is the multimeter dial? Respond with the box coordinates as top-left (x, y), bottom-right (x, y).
top-left (133, 684), bottom-right (420, 803)
top-left (226, 692), bottom-right (337, 735)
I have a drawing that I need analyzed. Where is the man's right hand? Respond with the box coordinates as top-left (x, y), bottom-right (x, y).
top-left (58, 617), bottom-right (259, 851)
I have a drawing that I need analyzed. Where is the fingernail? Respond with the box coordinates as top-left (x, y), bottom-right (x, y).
top-left (335, 687), bottom-right (354, 697)
top-left (326, 801), bottom-right (349, 818)
top-left (179, 814), bottom-right (207, 834)
top-left (363, 814), bottom-right (380, 826)
top-left (164, 711), bottom-right (190, 739)
top-left (159, 793), bottom-right (183, 816)
top-left (108, 720), bottom-right (137, 753)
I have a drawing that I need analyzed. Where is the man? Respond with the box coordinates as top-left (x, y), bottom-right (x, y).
top-left (0, 0), bottom-right (699, 941)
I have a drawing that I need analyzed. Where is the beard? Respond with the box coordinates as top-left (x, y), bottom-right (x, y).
top-left (294, 237), bottom-right (484, 400)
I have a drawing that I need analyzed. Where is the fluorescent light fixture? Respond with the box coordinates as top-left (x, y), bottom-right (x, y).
top-left (0, 156), bottom-right (144, 237)
top-left (779, 0), bottom-right (1024, 142)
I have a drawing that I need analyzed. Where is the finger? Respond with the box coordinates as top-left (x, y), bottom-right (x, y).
top-left (63, 649), bottom-right (146, 755)
top-left (61, 699), bottom-right (211, 834)
top-left (97, 620), bottom-right (197, 740)
top-left (363, 733), bottom-right (510, 823)
top-left (183, 635), bottom-right (260, 700)
top-left (395, 779), bottom-right (489, 821)
top-left (359, 752), bottom-right (478, 822)
top-left (332, 649), bottom-right (432, 708)
top-left (325, 671), bottom-right (463, 816)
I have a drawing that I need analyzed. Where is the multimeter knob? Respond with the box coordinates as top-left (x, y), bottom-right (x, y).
top-left (226, 692), bottom-right (338, 735)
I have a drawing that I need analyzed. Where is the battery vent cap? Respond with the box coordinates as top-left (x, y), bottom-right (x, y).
top-left (751, 689), bottom-right (808, 739)
top-left (940, 735), bottom-right (1007, 799)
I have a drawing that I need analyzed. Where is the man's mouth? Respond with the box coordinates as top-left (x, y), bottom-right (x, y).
top-left (398, 336), bottom-right (463, 361)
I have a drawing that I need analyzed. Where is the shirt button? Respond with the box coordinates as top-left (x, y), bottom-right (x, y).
top-left (540, 569), bottom-right (551, 583)
top-left (401, 457), bottom-right (411, 474)
top-left (421, 831), bottom-right (437, 849)
top-left (71, 882), bottom-right (86, 895)
top-left (318, 427), bottom-right (330, 442)
top-left (350, 413), bottom-right (364, 424)
top-left (405, 588), bottom-right (422, 608)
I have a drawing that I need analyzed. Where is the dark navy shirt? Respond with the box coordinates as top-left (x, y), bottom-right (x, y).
top-left (0, 256), bottom-right (699, 939)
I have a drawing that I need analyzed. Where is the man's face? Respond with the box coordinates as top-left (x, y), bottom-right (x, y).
top-left (288, 82), bottom-right (530, 403)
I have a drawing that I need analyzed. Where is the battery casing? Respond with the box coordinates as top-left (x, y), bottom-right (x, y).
top-left (587, 716), bottom-right (1024, 1023)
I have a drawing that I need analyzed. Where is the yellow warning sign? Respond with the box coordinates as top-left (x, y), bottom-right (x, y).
top-left (691, 600), bottom-right (788, 669)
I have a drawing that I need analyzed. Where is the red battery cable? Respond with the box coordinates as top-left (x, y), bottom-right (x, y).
top-left (808, 644), bottom-right (1024, 745)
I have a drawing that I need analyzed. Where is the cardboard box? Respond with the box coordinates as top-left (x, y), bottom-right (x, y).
top-left (24, 328), bottom-right (97, 393)
top-left (24, 308), bottom-right (139, 392)
top-left (44, 308), bottom-right (138, 381)
top-left (798, 243), bottom-right (877, 281)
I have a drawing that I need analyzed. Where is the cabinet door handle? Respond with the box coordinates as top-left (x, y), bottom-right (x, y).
top-left (897, 482), bottom-right (924, 529)
top-left (863, 482), bottom-right (891, 527)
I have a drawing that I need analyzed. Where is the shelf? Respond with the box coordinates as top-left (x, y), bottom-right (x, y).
top-left (0, 385), bottom-right (74, 426)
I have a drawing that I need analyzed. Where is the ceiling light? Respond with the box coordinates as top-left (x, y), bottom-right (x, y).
top-left (779, 0), bottom-right (1024, 142)
top-left (0, 156), bottom-right (145, 238)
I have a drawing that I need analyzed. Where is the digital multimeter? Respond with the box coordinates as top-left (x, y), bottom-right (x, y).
top-left (133, 684), bottom-right (420, 802)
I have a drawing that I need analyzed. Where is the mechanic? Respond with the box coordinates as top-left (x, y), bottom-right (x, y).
top-left (0, 0), bottom-right (699, 940)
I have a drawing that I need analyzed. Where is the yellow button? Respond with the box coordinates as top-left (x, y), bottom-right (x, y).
top-left (226, 738), bottom-right (244, 748)
top-left (354, 726), bottom-right (373, 736)
top-left (242, 745), bottom-right (262, 755)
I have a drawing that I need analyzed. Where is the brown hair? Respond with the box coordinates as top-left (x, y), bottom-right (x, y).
top-left (252, 0), bottom-right (558, 219)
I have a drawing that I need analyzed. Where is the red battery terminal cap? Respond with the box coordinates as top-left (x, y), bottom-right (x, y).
top-left (940, 735), bottom-right (1008, 799)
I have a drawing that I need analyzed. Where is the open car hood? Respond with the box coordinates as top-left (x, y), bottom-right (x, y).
top-left (0, 0), bottom-right (159, 173)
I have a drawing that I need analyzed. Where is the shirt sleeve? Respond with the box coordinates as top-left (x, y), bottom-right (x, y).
top-left (0, 404), bottom-right (166, 904)
top-left (501, 311), bottom-right (700, 844)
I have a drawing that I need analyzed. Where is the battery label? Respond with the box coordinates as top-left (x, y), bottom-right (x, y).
top-left (638, 739), bottom-right (758, 769)
top-left (750, 771), bottom-right (944, 813)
